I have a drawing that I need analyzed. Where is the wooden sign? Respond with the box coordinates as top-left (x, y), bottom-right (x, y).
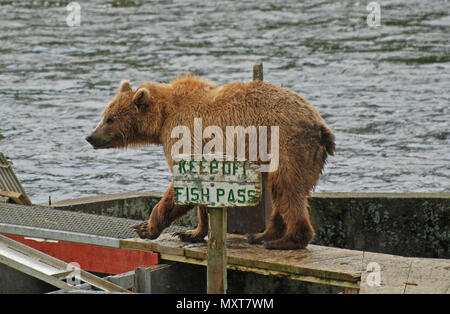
top-left (173, 155), bottom-right (262, 208)
top-left (172, 154), bottom-right (262, 294)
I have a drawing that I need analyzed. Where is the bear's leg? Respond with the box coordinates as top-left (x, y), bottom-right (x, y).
top-left (263, 165), bottom-right (315, 250)
top-left (264, 194), bottom-right (315, 250)
top-left (130, 182), bottom-right (194, 239)
top-left (247, 209), bottom-right (285, 244)
top-left (173, 206), bottom-right (208, 243)
top-left (247, 172), bottom-right (286, 244)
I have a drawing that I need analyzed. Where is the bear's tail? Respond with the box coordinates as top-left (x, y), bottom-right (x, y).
top-left (320, 125), bottom-right (335, 156)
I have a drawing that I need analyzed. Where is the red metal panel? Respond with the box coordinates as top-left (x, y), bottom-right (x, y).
top-left (3, 234), bottom-right (159, 274)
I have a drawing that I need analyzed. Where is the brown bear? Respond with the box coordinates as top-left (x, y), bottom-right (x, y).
top-left (86, 75), bottom-right (335, 249)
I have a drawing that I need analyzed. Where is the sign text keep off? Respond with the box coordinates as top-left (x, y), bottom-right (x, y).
top-left (173, 156), bottom-right (261, 208)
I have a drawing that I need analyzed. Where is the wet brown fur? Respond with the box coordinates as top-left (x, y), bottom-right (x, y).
top-left (88, 75), bottom-right (335, 249)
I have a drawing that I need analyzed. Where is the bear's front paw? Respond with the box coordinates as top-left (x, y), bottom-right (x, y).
top-left (173, 230), bottom-right (206, 243)
top-left (129, 221), bottom-right (160, 240)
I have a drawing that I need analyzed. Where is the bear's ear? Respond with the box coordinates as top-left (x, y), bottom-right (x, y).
top-left (119, 80), bottom-right (132, 93)
top-left (132, 87), bottom-right (151, 111)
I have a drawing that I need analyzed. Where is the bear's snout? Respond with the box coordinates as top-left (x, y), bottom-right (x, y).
top-left (85, 135), bottom-right (108, 149)
top-left (85, 135), bottom-right (96, 147)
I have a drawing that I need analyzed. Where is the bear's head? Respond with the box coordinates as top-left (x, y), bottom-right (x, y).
top-left (86, 80), bottom-right (164, 149)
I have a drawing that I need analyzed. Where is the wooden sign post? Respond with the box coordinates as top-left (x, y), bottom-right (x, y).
top-left (173, 155), bottom-right (262, 294)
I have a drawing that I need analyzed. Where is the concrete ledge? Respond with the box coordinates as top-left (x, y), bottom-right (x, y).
top-left (310, 193), bottom-right (449, 259)
top-left (51, 191), bottom-right (162, 221)
top-left (50, 191), bottom-right (164, 206)
top-left (312, 192), bottom-right (450, 199)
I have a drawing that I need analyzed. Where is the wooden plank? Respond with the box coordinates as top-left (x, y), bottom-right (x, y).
top-left (207, 207), bottom-right (227, 294)
top-left (120, 237), bottom-right (186, 258)
top-left (226, 238), bottom-right (362, 283)
top-left (120, 234), bottom-right (362, 289)
top-left (152, 253), bottom-right (359, 289)
top-left (403, 258), bottom-right (450, 294)
top-left (0, 153), bottom-right (32, 205)
top-left (152, 241), bottom-right (186, 257)
top-left (359, 251), bottom-right (412, 294)
top-left (184, 246), bottom-right (207, 260)
top-left (159, 253), bottom-right (207, 266)
top-left (120, 237), bottom-right (161, 253)
top-left (0, 190), bottom-right (30, 206)
top-left (360, 252), bottom-right (450, 294)
top-left (227, 264), bottom-right (360, 289)
top-left (253, 62), bottom-right (263, 81)
top-left (158, 251), bottom-right (357, 289)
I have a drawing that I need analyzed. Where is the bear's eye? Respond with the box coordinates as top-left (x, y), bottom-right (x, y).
top-left (106, 117), bottom-right (114, 125)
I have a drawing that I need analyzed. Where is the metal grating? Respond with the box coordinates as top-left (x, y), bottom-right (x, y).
top-left (0, 202), bottom-right (188, 241)
top-left (0, 203), bottom-right (139, 239)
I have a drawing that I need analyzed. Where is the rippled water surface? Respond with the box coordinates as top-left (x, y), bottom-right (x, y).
top-left (0, 0), bottom-right (449, 203)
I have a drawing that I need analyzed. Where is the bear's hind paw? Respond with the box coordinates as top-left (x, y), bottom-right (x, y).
top-left (247, 233), bottom-right (264, 244)
top-left (173, 230), bottom-right (206, 243)
top-left (264, 238), bottom-right (308, 250)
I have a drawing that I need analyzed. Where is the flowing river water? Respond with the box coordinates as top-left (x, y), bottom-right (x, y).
top-left (0, 0), bottom-right (448, 204)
